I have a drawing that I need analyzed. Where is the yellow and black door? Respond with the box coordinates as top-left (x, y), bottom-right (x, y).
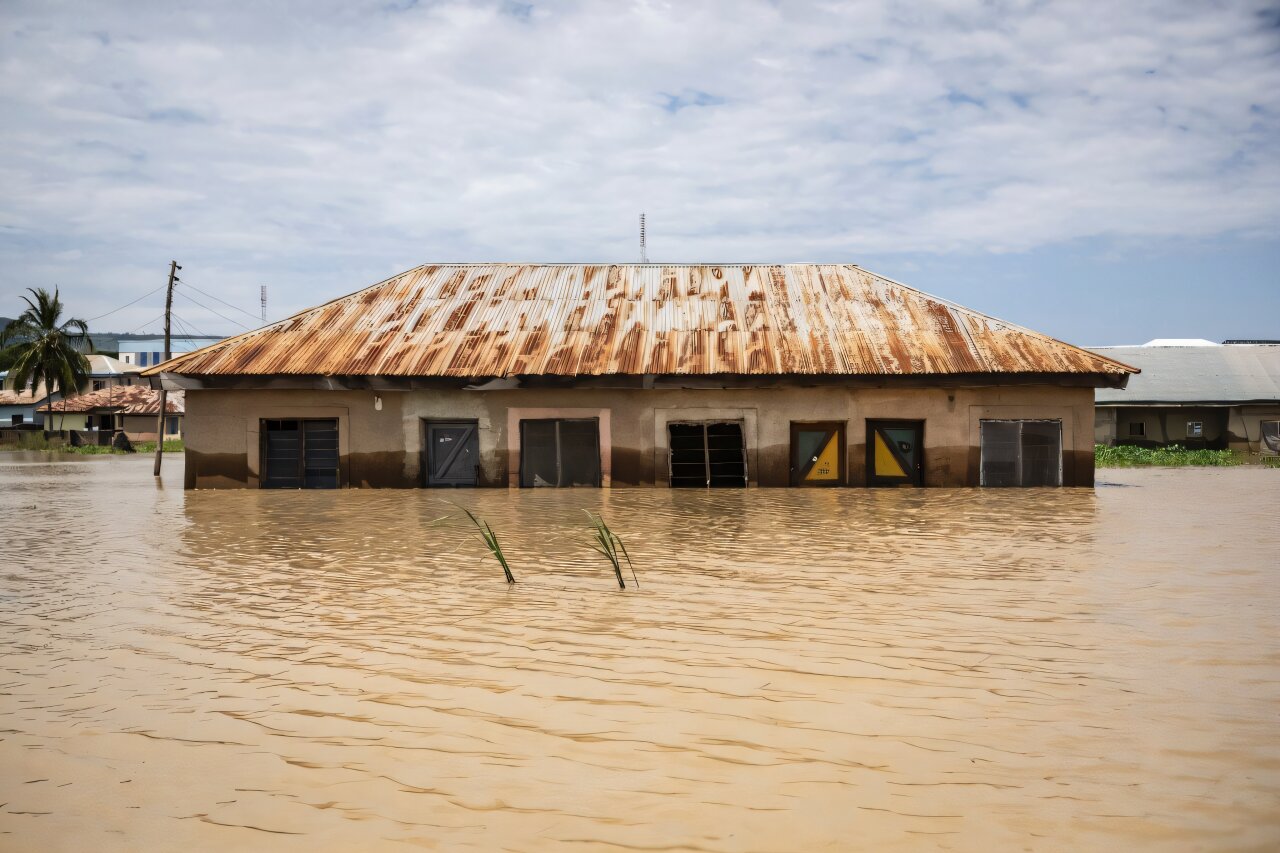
top-left (866, 420), bottom-right (923, 487)
top-left (790, 422), bottom-right (845, 486)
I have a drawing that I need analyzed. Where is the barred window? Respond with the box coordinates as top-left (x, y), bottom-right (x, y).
top-left (980, 420), bottom-right (1062, 487)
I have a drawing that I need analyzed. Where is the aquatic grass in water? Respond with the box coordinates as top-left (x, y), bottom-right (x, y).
top-left (586, 511), bottom-right (638, 590)
top-left (1095, 444), bottom-right (1245, 468)
top-left (458, 506), bottom-right (516, 584)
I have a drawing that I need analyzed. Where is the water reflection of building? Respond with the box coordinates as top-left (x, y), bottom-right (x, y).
top-left (142, 264), bottom-right (1136, 490)
top-left (1090, 340), bottom-right (1280, 456)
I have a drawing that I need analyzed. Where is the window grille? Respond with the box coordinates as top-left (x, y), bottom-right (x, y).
top-left (980, 420), bottom-right (1062, 487)
top-left (668, 422), bottom-right (747, 487)
top-left (520, 419), bottom-right (600, 487)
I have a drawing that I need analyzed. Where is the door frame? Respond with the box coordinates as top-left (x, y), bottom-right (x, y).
top-left (422, 418), bottom-right (480, 488)
top-left (789, 421), bottom-right (846, 486)
top-left (865, 419), bottom-right (924, 487)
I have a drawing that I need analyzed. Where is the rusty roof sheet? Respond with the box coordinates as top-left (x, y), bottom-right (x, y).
top-left (0, 383), bottom-right (50, 406)
top-left (145, 264), bottom-right (1135, 378)
top-left (42, 385), bottom-right (184, 415)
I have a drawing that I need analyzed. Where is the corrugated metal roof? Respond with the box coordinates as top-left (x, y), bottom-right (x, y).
top-left (42, 386), bottom-right (184, 415)
top-left (1092, 344), bottom-right (1280, 404)
top-left (145, 264), bottom-right (1134, 379)
top-left (0, 380), bottom-right (50, 406)
top-left (86, 354), bottom-right (141, 376)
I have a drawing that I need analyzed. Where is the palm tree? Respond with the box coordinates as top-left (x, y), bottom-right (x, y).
top-left (0, 288), bottom-right (93, 434)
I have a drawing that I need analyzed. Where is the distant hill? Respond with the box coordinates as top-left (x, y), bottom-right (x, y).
top-left (85, 332), bottom-right (118, 354)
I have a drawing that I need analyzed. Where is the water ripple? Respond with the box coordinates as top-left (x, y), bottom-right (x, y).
top-left (0, 454), bottom-right (1277, 851)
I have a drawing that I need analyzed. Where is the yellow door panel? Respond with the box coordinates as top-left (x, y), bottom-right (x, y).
top-left (874, 431), bottom-right (907, 478)
top-left (804, 433), bottom-right (840, 481)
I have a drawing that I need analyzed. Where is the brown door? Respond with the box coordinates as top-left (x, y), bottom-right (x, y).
top-left (790, 422), bottom-right (846, 486)
top-left (866, 420), bottom-right (923, 487)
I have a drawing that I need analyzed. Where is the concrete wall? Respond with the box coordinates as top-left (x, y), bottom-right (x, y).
top-left (42, 413), bottom-right (88, 431)
top-left (181, 384), bottom-right (1096, 489)
top-left (1228, 406), bottom-right (1280, 454)
top-left (1097, 405), bottom-right (1280, 453)
top-left (1104, 406), bottom-right (1230, 447)
top-left (0, 404), bottom-right (42, 426)
top-left (121, 414), bottom-right (183, 440)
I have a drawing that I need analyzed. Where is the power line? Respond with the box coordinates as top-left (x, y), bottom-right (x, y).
top-left (182, 281), bottom-right (264, 323)
top-left (85, 284), bottom-right (166, 323)
top-left (174, 289), bottom-right (252, 330)
top-left (124, 313), bottom-right (166, 335)
top-left (169, 312), bottom-right (200, 340)
top-left (170, 311), bottom-right (233, 341)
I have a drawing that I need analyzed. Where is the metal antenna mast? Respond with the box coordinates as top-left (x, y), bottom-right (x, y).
top-left (639, 213), bottom-right (648, 263)
top-left (260, 285), bottom-right (267, 323)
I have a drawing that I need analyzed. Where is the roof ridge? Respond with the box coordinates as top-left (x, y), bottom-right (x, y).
top-left (146, 263), bottom-right (1137, 379)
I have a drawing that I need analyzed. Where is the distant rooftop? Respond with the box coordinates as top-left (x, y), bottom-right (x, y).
top-left (1090, 343), bottom-right (1280, 405)
top-left (86, 354), bottom-right (141, 376)
top-left (1142, 338), bottom-right (1219, 347)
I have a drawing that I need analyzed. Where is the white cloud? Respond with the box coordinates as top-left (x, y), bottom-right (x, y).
top-left (0, 0), bottom-right (1276, 331)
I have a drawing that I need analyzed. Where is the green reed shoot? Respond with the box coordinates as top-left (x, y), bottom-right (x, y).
top-left (458, 507), bottom-right (516, 584)
top-left (585, 511), bottom-right (637, 590)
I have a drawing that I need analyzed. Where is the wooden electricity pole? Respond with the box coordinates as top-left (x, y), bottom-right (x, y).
top-left (153, 260), bottom-right (180, 477)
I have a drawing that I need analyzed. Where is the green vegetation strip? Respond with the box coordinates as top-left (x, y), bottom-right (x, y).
top-left (0, 435), bottom-right (184, 454)
top-left (1095, 444), bottom-right (1244, 467)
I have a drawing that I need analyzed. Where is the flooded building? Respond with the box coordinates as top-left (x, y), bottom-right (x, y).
top-left (0, 379), bottom-right (54, 429)
top-left (1091, 340), bottom-right (1280, 456)
top-left (41, 385), bottom-right (184, 440)
top-left (144, 264), bottom-right (1134, 489)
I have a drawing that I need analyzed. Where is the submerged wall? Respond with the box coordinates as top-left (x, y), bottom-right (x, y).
top-left (1096, 404), bottom-right (1280, 454)
top-left (182, 384), bottom-right (1096, 489)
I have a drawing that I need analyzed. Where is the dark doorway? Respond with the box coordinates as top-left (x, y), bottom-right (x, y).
top-left (520, 418), bottom-right (601, 487)
top-left (260, 418), bottom-right (340, 489)
top-left (866, 420), bottom-right (924, 487)
top-left (424, 420), bottom-right (479, 487)
top-left (668, 422), bottom-right (747, 487)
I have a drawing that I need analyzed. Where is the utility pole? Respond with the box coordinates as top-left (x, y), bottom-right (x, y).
top-left (153, 260), bottom-right (180, 477)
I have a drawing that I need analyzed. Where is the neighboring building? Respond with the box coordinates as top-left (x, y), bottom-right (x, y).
top-left (117, 336), bottom-right (223, 369)
top-left (85, 354), bottom-right (144, 391)
top-left (144, 263), bottom-right (1134, 490)
top-left (41, 385), bottom-right (184, 440)
top-left (0, 355), bottom-right (141, 429)
top-left (0, 378), bottom-right (54, 428)
top-left (1091, 341), bottom-right (1280, 455)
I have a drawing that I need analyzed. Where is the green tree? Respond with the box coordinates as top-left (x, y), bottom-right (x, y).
top-left (0, 288), bottom-right (93, 433)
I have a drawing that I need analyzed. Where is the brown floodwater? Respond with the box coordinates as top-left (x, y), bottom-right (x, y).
top-left (0, 453), bottom-right (1277, 852)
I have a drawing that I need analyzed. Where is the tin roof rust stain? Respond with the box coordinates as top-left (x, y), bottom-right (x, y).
top-left (42, 385), bottom-right (184, 415)
top-left (144, 264), bottom-right (1136, 378)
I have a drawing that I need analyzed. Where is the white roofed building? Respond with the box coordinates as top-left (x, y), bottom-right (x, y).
top-left (1089, 341), bottom-right (1280, 456)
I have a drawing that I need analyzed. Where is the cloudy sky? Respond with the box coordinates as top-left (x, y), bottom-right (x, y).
top-left (1, 0), bottom-right (1277, 345)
